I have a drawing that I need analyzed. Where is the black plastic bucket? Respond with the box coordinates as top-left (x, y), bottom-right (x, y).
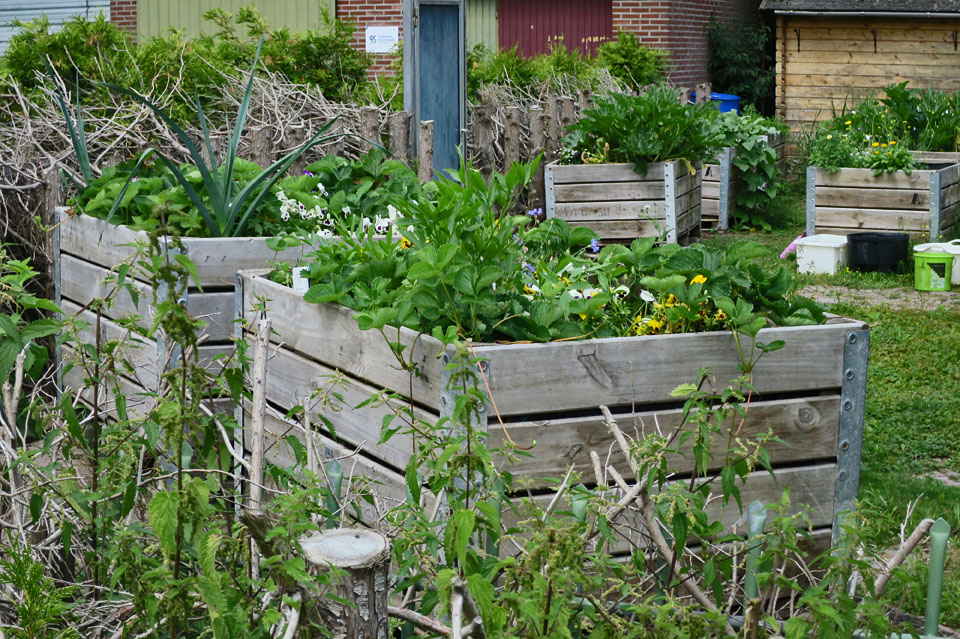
top-left (847, 232), bottom-right (909, 273)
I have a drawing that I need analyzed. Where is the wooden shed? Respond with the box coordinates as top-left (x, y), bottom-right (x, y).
top-left (762, 0), bottom-right (960, 132)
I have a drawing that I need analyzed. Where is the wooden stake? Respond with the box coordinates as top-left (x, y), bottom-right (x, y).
top-left (360, 106), bottom-right (381, 152)
top-left (248, 318), bottom-right (271, 577)
top-left (387, 111), bottom-right (412, 163)
top-left (504, 106), bottom-right (520, 170)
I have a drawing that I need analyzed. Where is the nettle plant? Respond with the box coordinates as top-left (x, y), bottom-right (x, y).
top-left (559, 86), bottom-right (723, 175)
top-left (375, 336), bottom-right (901, 638)
top-left (286, 155), bottom-right (823, 344)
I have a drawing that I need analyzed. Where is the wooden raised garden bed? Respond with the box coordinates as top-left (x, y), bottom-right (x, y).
top-left (55, 209), bottom-right (304, 416)
top-left (806, 161), bottom-right (960, 238)
top-left (702, 132), bottom-right (785, 231)
top-left (238, 269), bottom-right (869, 550)
top-left (544, 160), bottom-right (701, 244)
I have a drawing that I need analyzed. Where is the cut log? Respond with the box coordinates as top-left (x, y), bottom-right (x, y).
top-left (301, 528), bottom-right (391, 639)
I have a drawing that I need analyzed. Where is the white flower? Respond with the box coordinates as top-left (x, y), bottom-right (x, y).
top-left (582, 287), bottom-right (601, 299)
top-left (612, 285), bottom-right (629, 300)
top-left (343, 205), bottom-right (353, 216)
top-left (640, 289), bottom-right (656, 303)
top-left (374, 216), bottom-right (391, 233)
top-left (361, 217), bottom-right (371, 230)
top-left (568, 289), bottom-right (583, 299)
top-left (387, 204), bottom-right (401, 220)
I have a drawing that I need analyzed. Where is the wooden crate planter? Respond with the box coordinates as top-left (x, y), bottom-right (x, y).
top-left (806, 161), bottom-right (960, 239)
top-left (238, 269), bottom-right (869, 549)
top-left (55, 209), bottom-right (304, 416)
top-left (702, 132), bottom-right (786, 231)
top-left (544, 160), bottom-right (701, 244)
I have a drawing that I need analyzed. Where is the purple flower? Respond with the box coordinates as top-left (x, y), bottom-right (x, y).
top-left (523, 261), bottom-right (535, 274)
top-left (132, 176), bottom-right (139, 182)
top-left (527, 207), bottom-right (543, 217)
top-left (302, 170), bottom-right (315, 177)
top-left (590, 238), bottom-right (600, 253)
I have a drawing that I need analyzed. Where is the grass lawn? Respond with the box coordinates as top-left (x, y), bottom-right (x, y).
top-left (701, 201), bottom-right (960, 627)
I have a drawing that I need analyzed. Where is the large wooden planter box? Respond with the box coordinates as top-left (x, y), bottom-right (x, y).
top-left (544, 160), bottom-right (701, 244)
top-left (55, 209), bottom-right (304, 416)
top-left (238, 270), bottom-right (869, 550)
top-left (701, 132), bottom-right (786, 231)
top-left (806, 162), bottom-right (960, 238)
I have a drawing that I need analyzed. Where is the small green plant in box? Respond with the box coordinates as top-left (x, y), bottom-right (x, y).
top-left (559, 85), bottom-right (723, 175)
top-left (709, 109), bottom-right (789, 230)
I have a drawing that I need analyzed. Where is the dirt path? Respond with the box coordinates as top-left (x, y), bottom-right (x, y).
top-left (801, 284), bottom-right (960, 311)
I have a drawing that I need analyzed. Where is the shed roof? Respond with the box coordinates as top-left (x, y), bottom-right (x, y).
top-left (760, 0), bottom-right (960, 13)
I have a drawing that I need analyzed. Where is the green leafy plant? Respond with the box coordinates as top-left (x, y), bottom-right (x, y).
top-left (102, 39), bottom-right (342, 238)
top-left (596, 30), bottom-right (668, 91)
top-left (710, 110), bottom-right (788, 229)
top-left (560, 86), bottom-right (723, 175)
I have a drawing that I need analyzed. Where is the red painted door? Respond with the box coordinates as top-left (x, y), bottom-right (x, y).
top-left (498, 0), bottom-right (613, 56)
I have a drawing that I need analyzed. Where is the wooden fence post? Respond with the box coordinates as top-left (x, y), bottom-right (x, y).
top-left (249, 126), bottom-right (274, 168)
top-left (696, 82), bottom-right (713, 102)
top-left (301, 528), bottom-right (390, 639)
top-left (578, 88), bottom-right (593, 116)
top-left (360, 106), bottom-right (381, 152)
top-left (418, 120), bottom-right (435, 183)
top-left (387, 111), bottom-right (412, 163)
top-left (559, 97), bottom-right (575, 138)
top-left (545, 93), bottom-right (560, 163)
top-left (678, 86), bottom-right (692, 105)
top-left (503, 106), bottom-right (521, 170)
top-left (475, 105), bottom-right (496, 180)
top-left (529, 106), bottom-right (545, 207)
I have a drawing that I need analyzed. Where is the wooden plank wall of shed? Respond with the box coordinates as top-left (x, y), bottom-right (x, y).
top-left (776, 16), bottom-right (960, 133)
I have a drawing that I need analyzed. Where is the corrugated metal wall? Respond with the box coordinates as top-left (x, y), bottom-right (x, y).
top-left (0, 0), bottom-right (111, 53)
top-left (498, 0), bottom-right (612, 56)
top-left (466, 0), bottom-right (496, 51)
top-left (137, 0), bottom-right (335, 41)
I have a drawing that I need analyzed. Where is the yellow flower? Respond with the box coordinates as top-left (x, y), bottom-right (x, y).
top-left (400, 237), bottom-right (413, 249)
top-left (690, 274), bottom-right (707, 285)
top-left (826, 134), bottom-right (833, 140)
top-left (714, 309), bottom-right (727, 321)
top-left (889, 140), bottom-right (897, 145)
top-left (631, 315), bottom-right (646, 335)
top-left (844, 120), bottom-right (852, 125)
top-left (872, 142), bottom-right (880, 147)
top-left (558, 276), bottom-right (571, 285)
top-left (881, 143), bottom-right (888, 148)
top-left (665, 294), bottom-right (677, 307)
top-left (579, 313), bottom-right (588, 321)
top-left (523, 284), bottom-right (539, 295)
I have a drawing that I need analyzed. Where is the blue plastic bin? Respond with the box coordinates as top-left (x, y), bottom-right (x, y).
top-left (690, 91), bottom-right (741, 114)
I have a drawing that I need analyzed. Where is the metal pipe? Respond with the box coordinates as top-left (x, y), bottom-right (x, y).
top-left (925, 518), bottom-right (950, 637)
top-left (771, 10), bottom-right (960, 18)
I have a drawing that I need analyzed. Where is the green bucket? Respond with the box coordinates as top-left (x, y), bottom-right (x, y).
top-left (914, 250), bottom-right (954, 291)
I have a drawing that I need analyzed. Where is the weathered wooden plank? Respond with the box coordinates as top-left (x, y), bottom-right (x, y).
top-left (511, 464), bottom-right (838, 553)
top-left (701, 164), bottom-right (722, 183)
top-left (701, 181), bottom-right (721, 199)
top-left (245, 408), bottom-right (408, 518)
top-left (675, 170), bottom-right (700, 196)
top-left (62, 346), bottom-right (155, 420)
top-left (59, 211), bottom-right (151, 282)
top-left (63, 300), bottom-right (158, 388)
top-left (785, 61), bottom-right (960, 78)
top-left (782, 36), bottom-right (960, 54)
top-left (490, 395), bottom-right (841, 487)
top-left (473, 321), bottom-right (862, 417)
top-left (240, 272), bottom-right (444, 407)
top-left (553, 201), bottom-right (668, 222)
top-left (701, 198), bottom-right (720, 219)
top-left (553, 181), bottom-right (665, 203)
top-left (815, 186), bottom-right (928, 210)
top-left (783, 75), bottom-right (960, 91)
top-left (814, 168), bottom-right (933, 189)
top-left (815, 207), bottom-right (927, 231)
top-left (784, 22), bottom-right (960, 41)
top-left (61, 254), bottom-right (155, 328)
top-left (785, 50), bottom-right (960, 66)
top-left (180, 236), bottom-right (306, 288)
top-left (257, 344), bottom-right (434, 473)
top-left (550, 162), bottom-right (664, 184)
top-left (561, 219), bottom-right (663, 240)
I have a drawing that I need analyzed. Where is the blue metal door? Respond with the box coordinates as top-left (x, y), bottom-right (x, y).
top-left (418, 3), bottom-right (463, 174)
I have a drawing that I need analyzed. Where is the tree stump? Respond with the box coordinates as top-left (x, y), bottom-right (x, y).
top-left (301, 528), bottom-right (391, 639)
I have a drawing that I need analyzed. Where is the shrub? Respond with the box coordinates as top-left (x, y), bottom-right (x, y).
top-left (707, 20), bottom-right (775, 112)
top-left (596, 30), bottom-right (668, 90)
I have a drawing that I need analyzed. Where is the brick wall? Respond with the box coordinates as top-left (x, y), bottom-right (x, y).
top-left (110, 0), bottom-right (138, 38)
top-left (337, 0), bottom-right (404, 76)
top-left (613, 0), bottom-right (760, 86)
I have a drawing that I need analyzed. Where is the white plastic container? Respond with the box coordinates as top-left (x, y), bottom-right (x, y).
top-left (915, 240), bottom-right (960, 284)
top-left (795, 234), bottom-right (848, 275)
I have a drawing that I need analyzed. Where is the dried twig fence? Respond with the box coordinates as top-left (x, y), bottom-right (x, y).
top-left (0, 63), bottom-right (710, 294)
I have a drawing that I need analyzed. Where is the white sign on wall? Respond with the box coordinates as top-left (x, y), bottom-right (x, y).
top-left (365, 26), bottom-right (399, 53)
